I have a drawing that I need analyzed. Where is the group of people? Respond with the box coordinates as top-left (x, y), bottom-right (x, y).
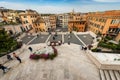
top-left (81, 44), bottom-right (93, 51)
top-left (81, 46), bottom-right (87, 50)
top-left (0, 46), bottom-right (33, 74)
top-left (0, 53), bottom-right (22, 74)
top-left (7, 53), bottom-right (22, 63)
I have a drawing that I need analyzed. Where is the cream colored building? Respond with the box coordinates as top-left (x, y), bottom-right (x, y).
top-left (49, 15), bottom-right (56, 31)
top-left (0, 9), bottom-right (9, 23)
top-left (0, 9), bottom-right (20, 23)
top-left (58, 13), bottom-right (69, 28)
top-left (1, 24), bottom-right (24, 35)
top-left (7, 10), bottom-right (19, 22)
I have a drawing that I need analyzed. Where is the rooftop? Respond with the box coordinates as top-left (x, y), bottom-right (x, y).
top-left (34, 17), bottom-right (45, 23)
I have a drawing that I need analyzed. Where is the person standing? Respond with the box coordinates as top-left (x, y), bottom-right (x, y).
top-left (81, 46), bottom-right (84, 50)
top-left (7, 54), bottom-right (13, 61)
top-left (67, 36), bottom-right (71, 45)
top-left (37, 34), bottom-right (39, 37)
top-left (0, 64), bottom-right (10, 73)
top-left (68, 41), bottom-right (70, 45)
top-left (55, 31), bottom-right (58, 37)
top-left (68, 35), bottom-right (70, 40)
top-left (53, 36), bottom-right (55, 40)
top-left (68, 39), bottom-right (70, 45)
top-left (88, 45), bottom-right (93, 50)
top-left (28, 47), bottom-right (33, 52)
top-left (13, 53), bottom-right (22, 63)
top-left (84, 47), bottom-right (87, 51)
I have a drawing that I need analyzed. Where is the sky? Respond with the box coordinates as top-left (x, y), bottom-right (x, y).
top-left (0, 0), bottom-right (120, 13)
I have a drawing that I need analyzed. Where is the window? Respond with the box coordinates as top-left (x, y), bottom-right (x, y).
top-left (35, 28), bottom-right (37, 31)
top-left (96, 30), bottom-right (98, 33)
top-left (24, 16), bottom-right (27, 18)
top-left (96, 18), bottom-right (98, 21)
top-left (101, 26), bottom-right (103, 29)
top-left (115, 19), bottom-right (120, 24)
top-left (26, 20), bottom-right (28, 23)
top-left (111, 20), bottom-right (113, 24)
top-left (103, 19), bottom-right (106, 23)
top-left (32, 20), bottom-right (34, 23)
top-left (97, 25), bottom-right (99, 28)
top-left (111, 20), bottom-right (116, 24)
top-left (24, 21), bottom-right (26, 24)
top-left (39, 28), bottom-right (41, 31)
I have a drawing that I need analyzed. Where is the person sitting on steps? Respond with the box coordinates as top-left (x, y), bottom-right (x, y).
top-left (13, 53), bottom-right (22, 63)
top-left (7, 54), bottom-right (13, 61)
top-left (0, 64), bottom-right (10, 74)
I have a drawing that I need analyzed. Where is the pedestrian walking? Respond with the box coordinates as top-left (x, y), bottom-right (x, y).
top-left (68, 35), bottom-right (70, 39)
top-left (53, 36), bottom-right (55, 40)
top-left (84, 47), bottom-right (87, 51)
top-left (39, 32), bottom-right (41, 35)
top-left (13, 53), bottom-right (22, 63)
top-left (55, 32), bottom-right (58, 37)
top-left (68, 41), bottom-right (70, 45)
top-left (0, 64), bottom-right (10, 73)
top-left (49, 32), bottom-right (51, 35)
top-left (37, 34), bottom-right (39, 37)
top-left (88, 45), bottom-right (93, 50)
top-left (68, 39), bottom-right (70, 45)
top-left (28, 47), bottom-right (33, 52)
top-left (82, 46), bottom-right (84, 50)
top-left (7, 54), bottom-right (13, 61)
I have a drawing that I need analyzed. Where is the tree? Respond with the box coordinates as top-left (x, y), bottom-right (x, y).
top-left (73, 25), bottom-right (78, 31)
top-left (116, 41), bottom-right (120, 50)
top-left (0, 29), bottom-right (17, 56)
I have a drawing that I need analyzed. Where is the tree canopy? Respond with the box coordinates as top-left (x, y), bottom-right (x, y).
top-left (0, 29), bottom-right (17, 56)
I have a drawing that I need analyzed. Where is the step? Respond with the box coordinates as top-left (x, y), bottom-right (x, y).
top-left (99, 70), bottom-right (106, 80)
top-left (109, 70), bottom-right (116, 80)
top-left (104, 70), bottom-right (111, 80)
top-left (114, 71), bottom-right (120, 80)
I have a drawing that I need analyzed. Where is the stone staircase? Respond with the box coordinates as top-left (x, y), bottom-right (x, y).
top-left (99, 69), bottom-right (120, 80)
